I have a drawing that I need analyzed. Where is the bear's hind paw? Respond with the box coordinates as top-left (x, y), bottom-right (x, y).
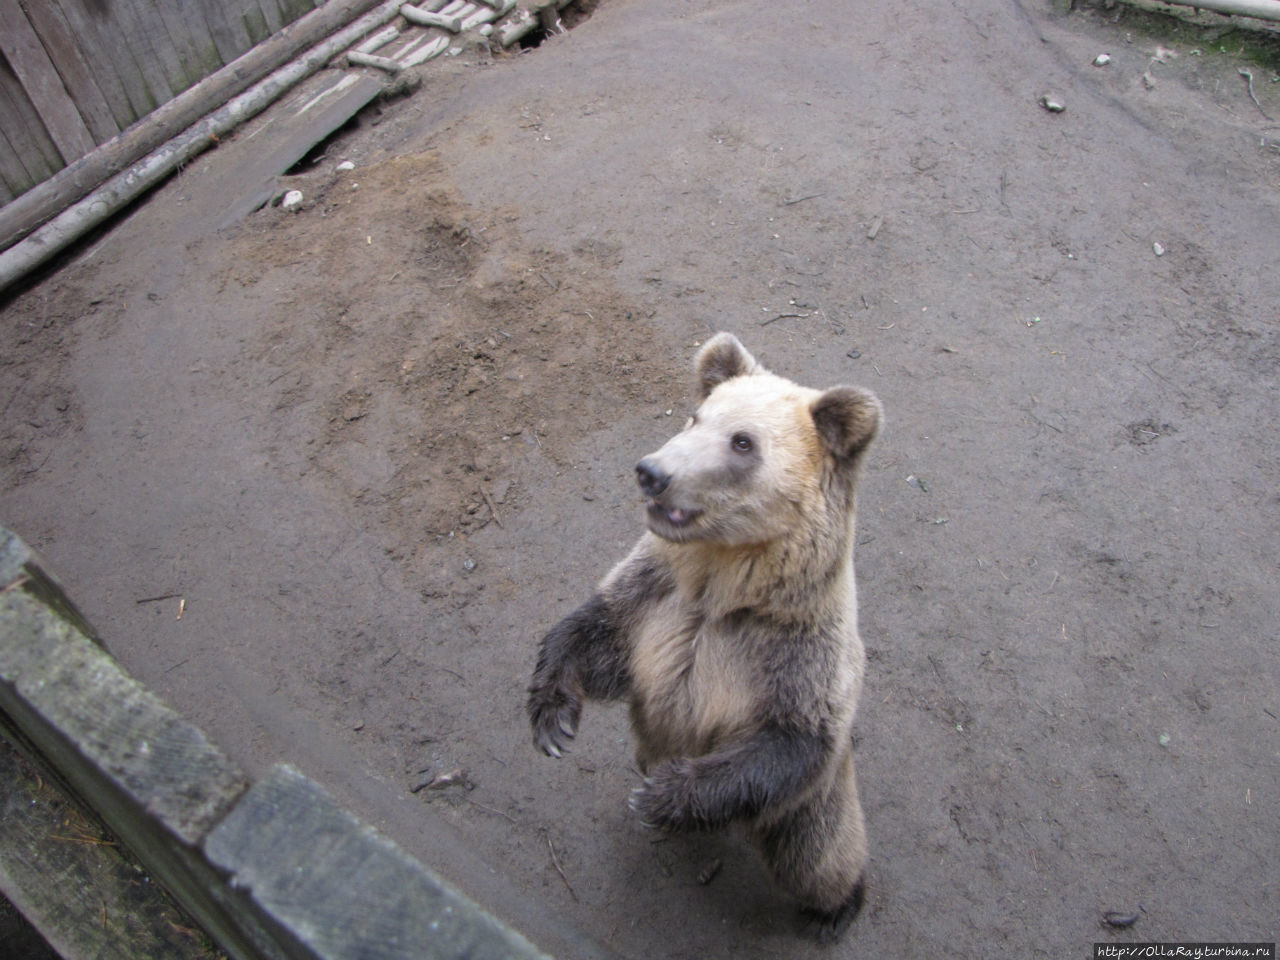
top-left (799, 877), bottom-right (865, 943)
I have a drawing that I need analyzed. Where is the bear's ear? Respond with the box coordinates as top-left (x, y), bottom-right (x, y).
top-left (811, 387), bottom-right (882, 461)
top-left (695, 332), bottom-right (761, 399)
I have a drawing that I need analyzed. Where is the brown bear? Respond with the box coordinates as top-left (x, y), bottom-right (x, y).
top-left (527, 331), bottom-right (881, 937)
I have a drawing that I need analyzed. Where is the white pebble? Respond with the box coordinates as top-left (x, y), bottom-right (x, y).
top-left (281, 190), bottom-right (304, 210)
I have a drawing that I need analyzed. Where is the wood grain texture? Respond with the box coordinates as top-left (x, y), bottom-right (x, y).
top-left (0, 60), bottom-right (60, 192)
top-left (15, 1), bottom-right (120, 143)
top-left (0, 0), bottom-right (96, 162)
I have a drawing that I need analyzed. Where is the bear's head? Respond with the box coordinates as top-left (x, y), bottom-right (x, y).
top-left (635, 332), bottom-right (881, 546)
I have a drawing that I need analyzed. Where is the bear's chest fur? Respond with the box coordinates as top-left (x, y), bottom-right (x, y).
top-left (627, 590), bottom-right (761, 770)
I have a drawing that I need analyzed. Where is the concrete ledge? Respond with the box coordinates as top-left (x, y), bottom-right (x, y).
top-left (0, 526), bottom-right (550, 960)
top-left (206, 765), bottom-right (548, 960)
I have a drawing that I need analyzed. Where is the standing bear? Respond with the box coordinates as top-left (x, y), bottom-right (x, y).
top-left (527, 332), bottom-right (881, 936)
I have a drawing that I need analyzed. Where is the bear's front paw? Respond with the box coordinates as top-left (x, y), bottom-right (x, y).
top-left (527, 683), bottom-right (581, 758)
top-left (627, 761), bottom-right (710, 831)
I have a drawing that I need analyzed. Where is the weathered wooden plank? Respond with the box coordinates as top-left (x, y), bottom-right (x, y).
top-left (181, 68), bottom-right (386, 231)
top-left (48, 0), bottom-right (155, 122)
top-left (0, 0), bottom-right (96, 164)
top-left (0, 739), bottom-right (223, 960)
top-left (0, 534), bottom-right (248, 843)
top-left (199, 0), bottom-right (254, 66)
top-left (171, 0), bottom-right (234, 74)
top-left (41, 0), bottom-right (136, 131)
top-left (15, 1), bottom-right (120, 144)
top-left (0, 528), bottom-right (274, 960)
top-left (0, 60), bottom-right (60, 192)
top-left (274, 0), bottom-right (310, 24)
top-left (0, 126), bottom-right (30, 201)
top-left (144, 0), bottom-right (213, 94)
top-left (255, 0), bottom-right (285, 36)
top-left (106, 0), bottom-right (184, 103)
top-left (279, 0), bottom-right (325, 29)
top-left (242, 3), bottom-right (271, 46)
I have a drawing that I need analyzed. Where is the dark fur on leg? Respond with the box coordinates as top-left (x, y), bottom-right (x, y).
top-left (528, 556), bottom-right (674, 756)
top-left (527, 593), bottom-right (629, 756)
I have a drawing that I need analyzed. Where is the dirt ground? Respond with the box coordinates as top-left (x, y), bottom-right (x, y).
top-left (2, 0), bottom-right (1278, 956)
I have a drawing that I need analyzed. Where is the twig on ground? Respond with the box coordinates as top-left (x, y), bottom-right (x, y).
top-left (480, 486), bottom-right (503, 527)
top-left (547, 837), bottom-right (578, 901)
top-left (1239, 68), bottom-right (1272, 119)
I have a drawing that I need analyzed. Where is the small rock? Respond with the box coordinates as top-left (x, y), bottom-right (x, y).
top-left (1102, 911), bottom-right (1139, 928)
top-left (1093, 53), bottom-right (1112, 66)
top-left (462, 558), bottom-right (477, 572)
top-left (1153, 242), bottom-right (1166, 257)
top-left (1040, 94), bottom-right (1066, 113)
top-left (336, 160), bottom-right (356, 172)
top-left (281, 189), bottom-right (304, 210)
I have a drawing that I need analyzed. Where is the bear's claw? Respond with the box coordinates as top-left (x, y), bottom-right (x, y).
top-left (628, 781), bottom-right (659, 828)
top-left (528, 687), bottom-right (581, 757)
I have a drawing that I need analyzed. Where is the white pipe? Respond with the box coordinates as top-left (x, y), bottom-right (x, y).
top-left (1149, 0), bottom-right (1280, 21)
top-left (0, 0), bottom-right (406, 295)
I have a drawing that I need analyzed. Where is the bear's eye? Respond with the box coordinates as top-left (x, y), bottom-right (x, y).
top-left (730, 432), bottom-right (754, 454)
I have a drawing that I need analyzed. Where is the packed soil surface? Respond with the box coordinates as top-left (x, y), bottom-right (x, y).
top-left (3, 1), bottom-right (1278, 957)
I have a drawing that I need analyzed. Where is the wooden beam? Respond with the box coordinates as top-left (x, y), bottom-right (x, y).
top-left (1155, 0), bottom-right (1280, 19)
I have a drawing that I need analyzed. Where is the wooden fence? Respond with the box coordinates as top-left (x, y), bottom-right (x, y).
top-left (0, 0), bottom-right (324, 205)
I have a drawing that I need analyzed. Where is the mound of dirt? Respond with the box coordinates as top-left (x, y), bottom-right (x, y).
top-left (207, 153), bottom-right (675, 572)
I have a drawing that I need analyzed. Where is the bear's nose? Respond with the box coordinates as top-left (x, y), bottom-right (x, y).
top-left (635, 458), bottom-right (671, 498)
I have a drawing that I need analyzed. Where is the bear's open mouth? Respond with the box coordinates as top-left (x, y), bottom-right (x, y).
top-left (646, 500), bottom-right (701, 528)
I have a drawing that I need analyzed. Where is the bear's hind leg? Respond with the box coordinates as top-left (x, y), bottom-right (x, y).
top-left (752, 754), bottom-right (868, 940)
